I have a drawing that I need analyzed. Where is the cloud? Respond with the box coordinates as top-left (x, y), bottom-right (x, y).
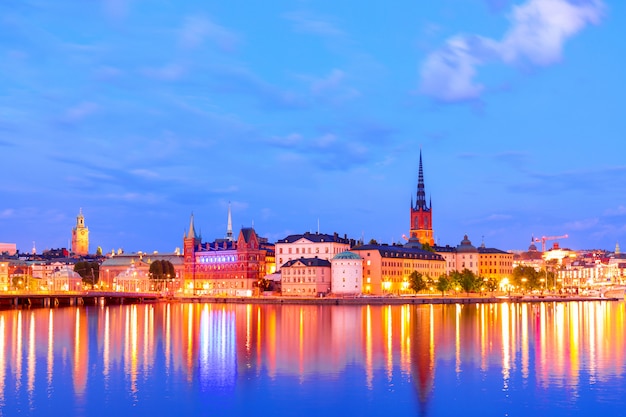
top-left (564, 217), bottom-right (599, 231)
top-left (58, 102), bottom-right (99, 124)
top-left (306, 69), bottom-right (361, 104)
top-left (420, 0), bottom-right (605, 102)
top-left (420, 35), bottom-right (498, 102)
top-left (210, 66), bottom-right (305, 109)
top-left (501, 0), bottom-right (604, 66)
top-left (283, 11), bottom-right (345, 39)
top-left (179, 16), bottom-right (239, 52)
top-left (0, 209), bottom-right (15, 219)
top-left (141, 63), bottom-right (186, 81)
top-left (604, 206), bottom-right (626, 217)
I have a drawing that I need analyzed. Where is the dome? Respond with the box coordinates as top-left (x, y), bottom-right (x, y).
top-left (456, 234), bottom-right (477, 253)
top-left (333, 251), bottom-right (361, 260)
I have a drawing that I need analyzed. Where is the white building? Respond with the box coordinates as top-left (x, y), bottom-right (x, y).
top-left (275, 232), bottom-right (351, 271)
top-left (331, 251), bottom-right (363, 295)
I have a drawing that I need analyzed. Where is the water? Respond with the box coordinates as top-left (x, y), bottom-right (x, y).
top-left (1, 301), bottom-right (625, 417)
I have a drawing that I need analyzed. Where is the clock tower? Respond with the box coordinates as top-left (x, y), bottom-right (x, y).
top-left (71, 208), bottom-right (89, 256)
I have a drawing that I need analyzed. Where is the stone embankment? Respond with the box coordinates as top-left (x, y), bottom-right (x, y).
top-left (175, 294), bottom-right (620, 305)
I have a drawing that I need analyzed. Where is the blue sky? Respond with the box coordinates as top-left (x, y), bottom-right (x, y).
top-left (1, 0), bottom-right (625, 254)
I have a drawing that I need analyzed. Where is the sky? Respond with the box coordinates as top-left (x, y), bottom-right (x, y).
top-left (1, 0), bottom-right (625, 255)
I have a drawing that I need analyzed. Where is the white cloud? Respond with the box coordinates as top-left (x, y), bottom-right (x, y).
top-left (419, 0), bottom-right (605, 101)
top-left (179, 16), bottom-right (238, 52)
top-left (501, 0), bottom-right (604, 65)
top-left (420, 35), bottom-right (497, 102)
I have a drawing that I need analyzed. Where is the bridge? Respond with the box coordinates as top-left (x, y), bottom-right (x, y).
top-left (0, 291), bottom-right (162, 309)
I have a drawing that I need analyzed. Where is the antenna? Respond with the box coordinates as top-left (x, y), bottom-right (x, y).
top-left (317, 218), bottom-right (320, 234)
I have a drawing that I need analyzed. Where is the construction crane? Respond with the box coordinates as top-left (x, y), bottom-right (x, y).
top-left (533, 234), bottom-right (569, 252)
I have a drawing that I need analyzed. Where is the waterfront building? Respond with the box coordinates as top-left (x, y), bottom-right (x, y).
top-left (0, 261), bottom-right (8, 291)
top-left (281, 257), bottom-right (332, 296)
top-left (434, 235), bottom-right (479, 275)
top-left (275, 232), bottom-right (352, 271)
top-left (331, 251), bottom-right (363, 295)
top-left (101, 251), bottom-right (183, 292)
top-left (410, 151), bottom-right (434, 246)
top-left (48, 266), bottom-right (83, 292)
top-left (71, 208), bottom-right (89, 256)
top-left (477, 245), bottom-right (514, 280)
top-left (182, 214), bottom-right (274, 296)
top-left (350, 243), bottom-right (446, 295)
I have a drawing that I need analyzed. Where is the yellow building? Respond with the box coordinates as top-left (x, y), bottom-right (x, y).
top-left (71, 208), bottom-right (89, 256)
top-left (478, 246), bottom-right (514, 280)
top-left (351, 243), bottom-right (446, 295)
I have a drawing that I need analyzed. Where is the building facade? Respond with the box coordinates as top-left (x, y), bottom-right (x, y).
top-left (410, 151), bottom-right (434, 246)
top-left (478, 246), bottom-right (514, 280)
top-left (351, 244), bottom-right (446, 295)
top-left (281, 258), bottom-right (332, 296)
top-left (71, 209), bottom-right (89, 256)
top-left (275, 232), bottom-right (352, 270)
top-left (182, 214), bottom-right (274, 296)
top-left (331, 251), bottom-right (363, 295)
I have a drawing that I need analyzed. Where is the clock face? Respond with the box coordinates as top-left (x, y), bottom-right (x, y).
top-left (81, 230), bottom-right (86, 235)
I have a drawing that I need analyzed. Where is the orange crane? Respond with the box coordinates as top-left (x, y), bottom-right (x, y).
top-left (533, 234), bottom-right (569, 252)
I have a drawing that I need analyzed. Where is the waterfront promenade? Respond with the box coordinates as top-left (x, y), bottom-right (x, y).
top-left (0, 291), bottom-right (621, 309)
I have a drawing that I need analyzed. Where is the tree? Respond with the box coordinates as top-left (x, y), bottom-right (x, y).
top-left (149, 260), bottom-right (176, 291)
top-left (74, 261), bottom-right (100, 287)
top-left (436, 274), bottom-right (452, 296)
top-left (456, 268), bottom-right (480, 296)
top-left (484, 277), bottom-right (499, 294)
top-left (512, 265), bottom-right (540, 292)
top-left (12, 275), bottom-right (29, 291)
top-left (421, 242), bottom-right (435, 253)
top-left (408, 271), bottom-right (427, 293)
top-left (368, 239), bottom-right (379, 245)
top-left (257, 277), bottom-right (271, 292)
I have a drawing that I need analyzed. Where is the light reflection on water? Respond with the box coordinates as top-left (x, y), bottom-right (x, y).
top-left (0, 301), bottom-right (625, 417)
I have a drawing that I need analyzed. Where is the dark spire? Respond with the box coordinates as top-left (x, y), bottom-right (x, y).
top-left (416, 150), bottom-right (429, 210)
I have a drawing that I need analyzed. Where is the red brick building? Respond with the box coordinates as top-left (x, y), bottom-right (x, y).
top-left (182, 214), bottom-right (275, 295)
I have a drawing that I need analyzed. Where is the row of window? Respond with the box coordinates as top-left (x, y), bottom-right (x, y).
top-left (283, 268), bottom-right (326, 275)
top-left (283, 277), bottom-right (326, 283)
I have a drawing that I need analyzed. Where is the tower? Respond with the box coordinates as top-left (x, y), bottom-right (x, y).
top-left (183, 213), bottom-right (201, 291)
top-left (71, 208), bottom-right (89, 255)
top-left (410, 151), bottom-right (434, 246)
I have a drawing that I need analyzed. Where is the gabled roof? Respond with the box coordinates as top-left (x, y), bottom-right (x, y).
top-left (240, 227), bottom-right (257, 243)
top-left (281, 257), bottom-right (332, 268)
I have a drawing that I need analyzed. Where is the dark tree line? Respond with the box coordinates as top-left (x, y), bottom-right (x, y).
top-left (408, 268), bottom-right (498, 296)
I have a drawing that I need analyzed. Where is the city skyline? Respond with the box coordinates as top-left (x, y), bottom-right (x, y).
top-left (1, 0), bottom-right (625, 253)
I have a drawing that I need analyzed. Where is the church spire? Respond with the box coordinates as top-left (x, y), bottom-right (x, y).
top-left (226, 202), bottom-right (233, 241)
top-left (415, 150), bottom-right (429, 211)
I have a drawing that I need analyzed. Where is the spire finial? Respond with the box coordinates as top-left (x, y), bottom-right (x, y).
top-left (226, 202), bottom-right (233, 241)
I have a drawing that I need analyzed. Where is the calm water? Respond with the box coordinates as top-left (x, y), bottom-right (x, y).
top-left (1, 301), bottom-right (625, 417)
